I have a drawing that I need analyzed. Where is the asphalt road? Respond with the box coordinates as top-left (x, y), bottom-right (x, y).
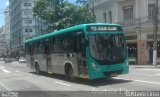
top-left (0, 61), bottom-right (160, 97)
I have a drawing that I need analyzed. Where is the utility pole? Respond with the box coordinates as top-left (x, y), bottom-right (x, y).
top-left (139, 18), bottom-right (142, 64)
top-left (153, 0), bottom-right (159, 66)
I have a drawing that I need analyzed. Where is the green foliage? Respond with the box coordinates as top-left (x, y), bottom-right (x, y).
top-left (33, 0), bottom-right (93, 32)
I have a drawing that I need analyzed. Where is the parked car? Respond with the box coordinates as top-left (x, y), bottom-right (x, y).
top-left (4, 57), bottom-right (12, 63)
top-left (19, 57), bottom-right (26, 63)
top-left (129, 57), bottom-right (136, 64)
top-left (0, 57), bottom-right (3, 61)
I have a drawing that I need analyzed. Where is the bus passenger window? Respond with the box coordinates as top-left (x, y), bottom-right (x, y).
top-left (39, 41), bottom-right (45, 54)
top-left (53, 36), bottom-right (63, 52)
top-left (44, 39), bottom-right (51, 54)
top-left (81, 37), bottom-right (86, 58)
top-left (63, 37), bottom-right (74, 52)
top-left (30, 43), bottom-right (34, 55)
top-left (34, 42), bottom-right (39, 54)
top-left (76, 35), bottom-right (86, 58)
top-left (51, 38), bottom-right (55, 53)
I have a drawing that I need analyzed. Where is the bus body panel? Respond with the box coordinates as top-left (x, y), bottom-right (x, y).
top-left (26, 53), bottom-right (80, 76)
top-left (51, 53), bottom-right (63, 74)
top-left (34, 54), bottom-right (48, 72)
top-left (26, 55), bottom-right (31, 68)
top-left (59, 53), bottom-right (79, 77)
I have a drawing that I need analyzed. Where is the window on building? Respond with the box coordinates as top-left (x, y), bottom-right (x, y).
top-left (148, 3), bottom-right (156, 20)
top-left (28, 3), bottom-right (31, 6)
top-left (123, 5), bottom-right (134, 21)
top-left (103, 12), bottom-right (107, 22)
top-left (108, 11), bottom-right (112, 23)
top-left (29, 29), bottom-right (32, 32)
top-left (24, 3), bottom-right (27, 6)
top-left (25, 29), bottom-right (28, 32)
top-left (24, 11), bottom-right (28, 15)
top-left (125, 35), bottom-right (137, 40)
top-left (28, 20), bottom-right (32, 24)
top-left (24, 3), bottom-right (32, 7)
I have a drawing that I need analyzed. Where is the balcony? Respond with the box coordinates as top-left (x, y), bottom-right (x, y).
top-left (117, 16), bottom-right (157, 30)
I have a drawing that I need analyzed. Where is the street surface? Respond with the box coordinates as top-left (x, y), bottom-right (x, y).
top-left (0, 61), bottom-right (160, 97)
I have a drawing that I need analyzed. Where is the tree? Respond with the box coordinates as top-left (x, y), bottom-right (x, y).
top-left (33, 0), bottom-right (93, 32)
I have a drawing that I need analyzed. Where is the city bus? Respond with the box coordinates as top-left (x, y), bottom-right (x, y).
top-left (25, 23), bottom-right (129, 80)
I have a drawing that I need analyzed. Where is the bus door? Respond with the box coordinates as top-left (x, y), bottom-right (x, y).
top-left (45, 39), bottom-right (52, 73)
top-left (76, 35), bottom-right (87, 77)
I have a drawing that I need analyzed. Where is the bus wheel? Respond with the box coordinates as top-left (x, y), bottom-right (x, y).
top-left (66, 66), bottom-right (74, 81)
top-left (35, 63), bottom-right (40, 74)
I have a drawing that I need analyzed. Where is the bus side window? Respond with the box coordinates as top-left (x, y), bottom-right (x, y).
top-left (25, 44), bottom-right (29, 55)
top-left (34, 42), bottom-right (39, 54)
top-left (44, 38), bottom-right (52, 54)
top-left (81, 36), bottom-right (86, 58)
top-left (53, 36), bottom-right (63, 53)
top-left (38, 40), bottom-right (45, 54)
top-left (26, 44), bottom-right (30, 55)
top-left (75, 35), bottom-right (86, 58)
top-left (30, 43), bottom-right (34, 55)
top-left (51, 37), bottom-right (55, 53)
top-left (63, 34), bottom-right (75, 52)
top-left (75, 37), bottom-right (82, 52)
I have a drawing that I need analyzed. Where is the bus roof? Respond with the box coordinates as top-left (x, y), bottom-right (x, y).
top-left (25, 23), bottom-right (122, 43)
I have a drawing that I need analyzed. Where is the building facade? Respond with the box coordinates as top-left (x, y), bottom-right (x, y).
top-left (4, 6), bottom-right (11, 56)
top-left (0, 26), bottom-right (5, 57)
top-left (9, 0), bottom-right (38, 58)
top-left (92, 0), bottom-right (160, 64)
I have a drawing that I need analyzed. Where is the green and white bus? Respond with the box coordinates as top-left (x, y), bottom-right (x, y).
top-left (25, 23), bottom-right (129, 80)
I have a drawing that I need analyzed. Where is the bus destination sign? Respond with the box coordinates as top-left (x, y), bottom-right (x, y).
top-left (87, 26), bottom-right (122, 32)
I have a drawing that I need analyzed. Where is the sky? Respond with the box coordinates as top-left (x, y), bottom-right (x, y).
top-left (0, 0), bottom-right (76, 28)
top-left (0, 0), bottom-right (9, 27)
top-left (68, 0), bottom-right (77, 3)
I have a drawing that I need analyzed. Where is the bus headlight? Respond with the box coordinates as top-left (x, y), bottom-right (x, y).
top-left (92, 63), bottom-right (96, 68)
top-left (125, 61), bottom-right (129, 66)
top-left (92, 63), bottom-right (100, 70)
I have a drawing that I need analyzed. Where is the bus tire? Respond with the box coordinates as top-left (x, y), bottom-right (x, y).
top-left (35, 63), bottom-right (40, 74)
top-left (65, 65), bottom-right (74, 81)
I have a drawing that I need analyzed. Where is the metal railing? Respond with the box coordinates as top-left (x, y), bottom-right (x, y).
top-left (117, 16), bottom-right (155, 28)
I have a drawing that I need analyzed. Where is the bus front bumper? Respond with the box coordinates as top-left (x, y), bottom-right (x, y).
top-left (88, 64), bottom-right (129, 80)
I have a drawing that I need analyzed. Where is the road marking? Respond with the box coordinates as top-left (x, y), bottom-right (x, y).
top-left (14, 70), bottom-right (20, 73)
top-left (0, 66), bottom-right (4, 69)
top-left (0, 82), bottom-right (10, 91)
top-left (156, 74), bottom-right (160, 75)
top-left (136, 69), bottom-right (160, 71)
top-left (115, 77), bottom-right (160, 85)
top-left (131, 73), bottom-right (157, 77)
top-left (54, 81), bottom-right (71, 87)
top-left (2, 69), bottom-right (11, 73)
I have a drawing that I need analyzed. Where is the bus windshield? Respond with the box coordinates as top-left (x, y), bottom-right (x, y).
top-left (89, 34), bottom-right (126, 64)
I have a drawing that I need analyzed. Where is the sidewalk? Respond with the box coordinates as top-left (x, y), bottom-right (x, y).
top-left (130, 64), bottom-right (160, 69)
